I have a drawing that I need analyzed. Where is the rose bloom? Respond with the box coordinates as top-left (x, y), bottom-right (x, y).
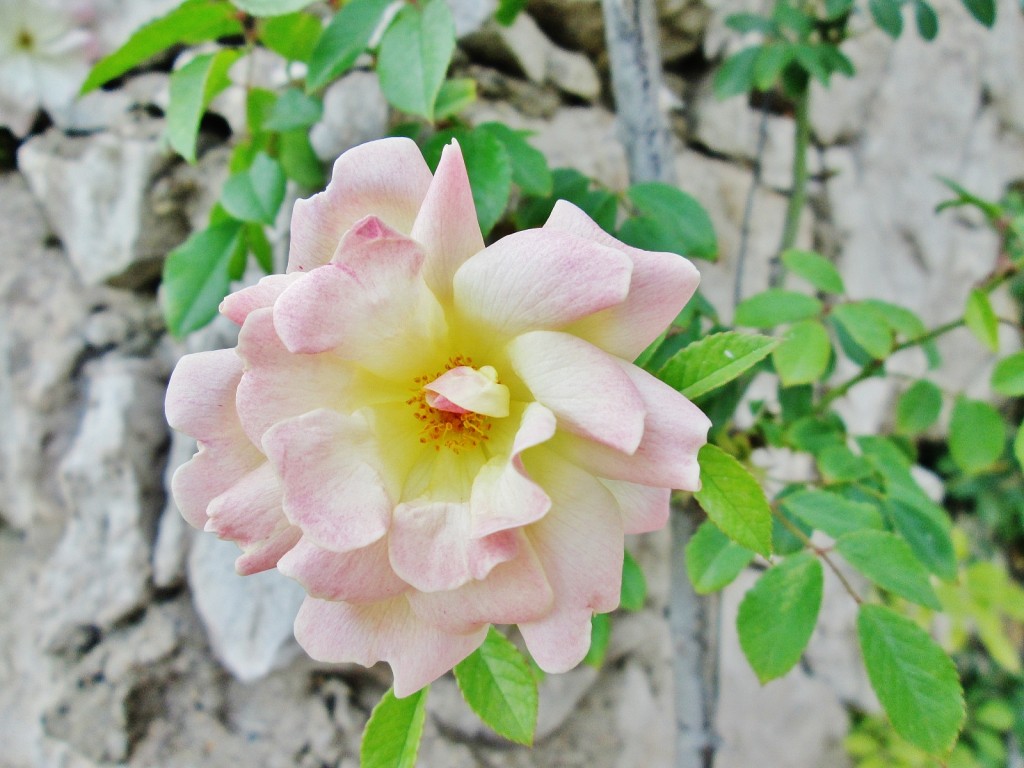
top-left (166, 137), bottom-right (710, 696)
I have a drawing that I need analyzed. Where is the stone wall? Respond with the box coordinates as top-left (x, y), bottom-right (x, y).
top-left (2, 0), bottom-right (1022, 766)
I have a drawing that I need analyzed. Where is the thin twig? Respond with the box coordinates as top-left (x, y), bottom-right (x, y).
top-left (772, 507), bottom-right (864, 604)
top-left (734, 102), bottom-right (771, 309)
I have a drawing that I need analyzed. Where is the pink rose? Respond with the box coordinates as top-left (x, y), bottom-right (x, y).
top-left (166, 137), bottom-right (710, 696)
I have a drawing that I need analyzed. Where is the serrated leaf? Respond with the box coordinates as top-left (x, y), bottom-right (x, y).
top-left (781, 249), bottom-right (845, 293)
top-left (773, 319), bottom-right (832, 386)
top-left (914, 0), bottom-right (939, 39)
top-left (258, 12), bottom-right (322, 61)
top-left (263, 88), bottom-right (323, 132)
top-left (857, 604), bottom-right (965, 753)
top-left (837, 531), bottom-right (941, 609)
top-left (961, 0), bottom-right (996, 25)
top-left (896, 379), bottom-right (943, 435)
top-left (306, 0), bottom-right (391, 91)
top-left (454, 628), bottom-right (538, 746)
top-left (162, 219), bottom-right (246, 337)
top-left (831, 302), bottom-right (893, 359)
top-left (714, 46), bottom-right (760, 99)
top-left (735, 290), bottom-right (823, 328)
top-left (434, 78), bottom-right (478, 121)
top-left (583, 613), bottom-right (611, 667)
top-left (422, 128), bottom-right (511, 236)
top-left (869, 0), bottom-right (904, 37)
top-left (620, 550), bottom-right (647, 611)
top-left (478, 123), bottom-right (552, 197)
top-left (737, 553), bottom-right (823, 682)
top-left (883, 497), bottom-right (957, 581)
top-left (686, 520), bottom-right (755, 594)
top-left (82, 0), bottom-right (244, 94)
top-left (964, 288), bottom-right (999, 351)
top-left (360, 687), bottom-right (428, 768)
top-left (949, 396), bottom-right (1004, 474)
top-left (221, 152), bottom-right (286, 225)
top-left (378, 0), bottom-right (455, 121)
top-left (816, 445), bottom-right (874, 482)
top-left (622, 182), bottom-right (717, 260)
top-left (231, 0), bottom-right (316, 14)
top-left (991, 351), bottom-right (1024, 395)
top-left (780, 489), bottom-right (884, 539)
top-left (694, 444), bottom-right (773, 555)
top-left (167, 49), bottom-right (241, 163)
top-left (659, 331), bottom-right (778, 400)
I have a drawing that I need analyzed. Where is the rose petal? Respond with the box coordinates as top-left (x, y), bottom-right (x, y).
top-left (602, 479), bottom-right (671, 534)
top-left (453, 229), bottom-right (633, 338)
top-left (278, 537), bottom-right (408, 603)
top-left (287, 137), bottom-right (433, 274)
top-left (507, 330), bottom-right (645, 454)
top-left (170, 444), bottom-right (263, 529)
top-left (205, 461), bottom-right (286, 545)
top-left (546, 200), bottom-right (701, 360)
top-left (220, 273), bottom-right (301, 326)
top-left (423, 365), bottom-right (509, 418)
top-left (165, 348), bottom-right (245, 442)
top-left (235, 525), bottom-right (302, 576)
top-left (294, 596), bottom-right (487, 697)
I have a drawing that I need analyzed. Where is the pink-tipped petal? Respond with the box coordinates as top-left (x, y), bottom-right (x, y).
top-left (234, 525), bottom-right (302, 576)
top-left (602, 479), bottom-right (671, 534)
top-left (410, 141), bottom-right (485, 302)
top-left (453, 230), bottom-right (633, 338)
top-left (287, 138), bottom-right (433, 273)
top-left (165, 349), bottom-right (245, 441)
top-left (519, 454), bottom-right (625, 673)
top-left (423, 365), bottom-right (509, 418)
top-left (562, 362), bottom-right (711, 490)
top-left (170, 444), bottom-right (263, 529)
top-left (278, 537), bottom-right (408, 603)
top-left (294, 596), bottom-right (487, 697)
top-left (205, 461), bottom-right (286, 545)
top-left (220, 273), bottom-right (301, 325)
top-left (470, 402), bottom-right (555, 538)
top-left (409, 535), bottom-right (554, 633)
top-left (263, 409), bottom-right (391, 553)
top-left (235, 308), bottom-right (352, 445)
top-left (547, 200), bottom-right (701, 360)
top-left (507, 331), bottom-right (645, 454)
top-left (389, 501), bottom-right (519, 593)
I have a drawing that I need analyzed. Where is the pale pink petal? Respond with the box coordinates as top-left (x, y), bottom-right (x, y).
top-left (470, 402), bottom-right (556, 538)
top-left (220, 273), bottom-right (301, 325)
top-left (262, 409), bottom-right (391, 553)
top-left (409, 535), bottom-right (554, 633)
top-left (205, 462), bottom-right (286, 544)
top-left (602, 479), bottom-right (671, 534)
top-left (294, 596), bottom-right (487, 697)
top-left (235, 526), bottom-right (302, 576)
top-left (519, 453), bottom-right (624, 673)
top-left (560, 362), bottom-right (710, 490)
top-left (546, 200), bottom-right (702, 360)
top-left (452, 230), bottom-right (633, 338)
top-left (389, 501), bottom-right (519, 592)
top-left (165, 348), bottom-right (245, 442)
top-left (423, 365), bottom-right (509, 418)
top-left (170, 445), bottom-right (263, 529)
top-left (235, 307), bottom-right (352, 445)
top-left (287, 138), bottom-right (433, 273)
top-left (409, 141), bottom-right (485, 302)
top-left (507, 330), bottom-right (645, 454)
top-left (278, 537), bottom-right (408, 603)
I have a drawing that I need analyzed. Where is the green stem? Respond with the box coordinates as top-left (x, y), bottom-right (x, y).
top-left (770, 86), bottom-right (811, 287)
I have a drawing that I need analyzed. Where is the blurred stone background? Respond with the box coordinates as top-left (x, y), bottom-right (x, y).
top-left (1, 0), bottom-right (1023, 765)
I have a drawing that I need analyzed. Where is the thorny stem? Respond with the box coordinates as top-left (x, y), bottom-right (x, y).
top-left (769, 86), bottom-right (811, 287)
top-left (771, 506), bottom-right (864, 604)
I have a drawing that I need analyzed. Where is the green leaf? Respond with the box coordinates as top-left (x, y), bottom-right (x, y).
top-left (659, 331), bottom-right (778, 400)
top-left (162, 219), bottom-right (246, 337)
top-left (1014, 421), bottom-right (1024, 471)
top-left (961, 0), bottom-right (996, 25)
top-left (685, 520), bottom-right (755, 594)
top-left (495, 0), bottom-right (529, 25)
top-left (306, 0), bottom-right (391, 91)
top-left (583, 613), bottom-right (611, 668)
top-left (620, 551), bottom-right (647, 611)
top-left (831, 302), bottom-right (893, 359)
top-left (837, 531), bottom-right (941, 609)
top-left (422, 128), bottom-right (511, 236)
top-left (896, 379), bottom-right (943, 435)
top-left (246, 223), bottom-right (273, 273)
top-left (454, 628), bottom-right (538, 746)
top-left (793, 44), bottom-right (832, 86)
top-left (434, 78), bottom-right (478, 121)
top-left (232, 0), bottom-right (317, 14)
top-left (378, 0), bottom-right (455, 121)
top-left (167, 49), bottom-right (241, 163)
top-left (478, 123), bottom-right (552, 197)
top-left (279, 129), bottom-right (325, 188)
top-left (964, 288), bottom-right (999, 351)
top-left (694, 444), bottom-right (773, 556)
top-left (869, 0), bottom-right (905, 37)
top-left (825, 0), bottom-right (854, 19)
top-left (949, 396), bottom-right (1004, 474)
top-left (263, 88), bottom-right (323, 132)
top-left (781, 249), bottom-right (845, 293)
top-left (991, 352), bottom-right (1024, 395)
top-left (734, 290), bottom-right (823, 328)
top-left (725, 13), bottom-right (777, 33)
top-left (857, 604), bottom-right (965, 753)
top-left (816, 445), bottom-right (874, 482)
top-left (221, 152), bottom-right (286, 225)
top-left (82, 0), bottom-right (244, 94)
top-left (884, 497), bottom-right (957, 581)
top-left (786, 414), bottom-right (846, 454)
top-left (621, 182), bottom-right (718, 260)
top-left (258, 12), bottom-right (322, 61)
top-left (753, 44), bottom-right (795, 91)
top-left (737, 553), bottom-right (823, 682)
top-left (913, 0), bottom-right (939, 39)
top-left (360, 687), bottom-right (428, 768)
top-left (773, 319), bottom-right (832, 386)
top-left (780, 489), bottom-right (884, 539)
top-left (714, 46), bottom-right (760, 99)
top-left (817, 44), bottom-right (855, 77)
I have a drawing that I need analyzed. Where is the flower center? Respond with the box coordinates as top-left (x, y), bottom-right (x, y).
top-left (407, 356), bottom-right (509, 454)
